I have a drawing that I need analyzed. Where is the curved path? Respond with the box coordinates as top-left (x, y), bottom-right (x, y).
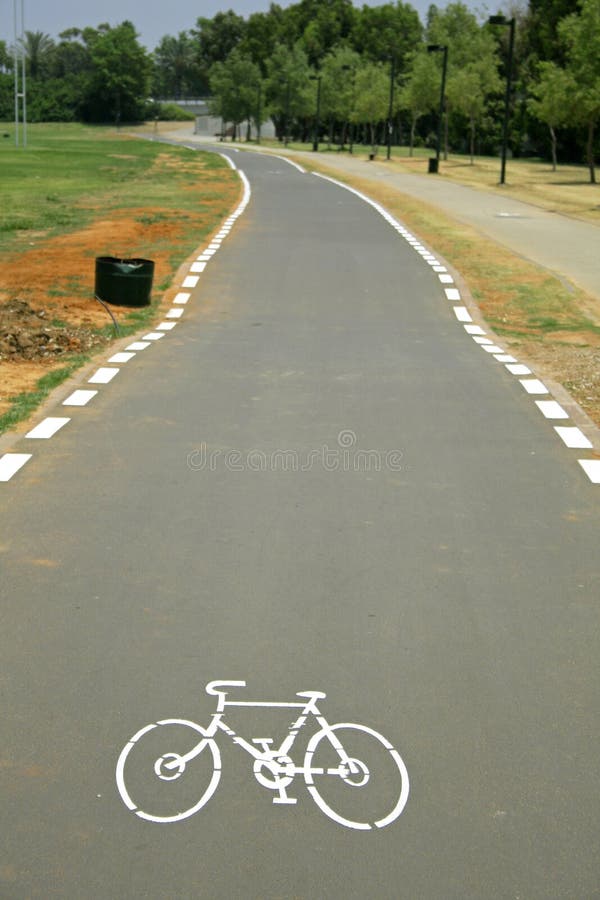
top-left (0, 149), bottom-right (599, 898)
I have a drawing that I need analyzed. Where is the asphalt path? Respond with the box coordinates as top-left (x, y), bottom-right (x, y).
top-left (1, 149), bottom-right (599, 898)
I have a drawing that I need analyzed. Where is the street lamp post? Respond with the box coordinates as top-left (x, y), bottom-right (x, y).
top-left (310, 74), bottom-right (322, 152)
top-left (386, 56), bottom-right (395, 161)
top-left (427, 44), bottom-right (448, 173)
top-left (489, 14), bottom-right (516, 185)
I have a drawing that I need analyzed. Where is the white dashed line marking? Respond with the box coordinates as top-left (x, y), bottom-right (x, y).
top-left (554, 427), bottom-right (593, 449)
top-left (453, 307), bottom-right (472, 322)
top-left (63, 390), bottom-right (98, 407)
top-left (109, 352), bottom-right (136, 363)
top-left (157, 322), bottom-right (177, 331)
top-left (190, 262), bottom-right (207, 273)
top-left (88, 368), bottom-right (119, 385)
top-left (494, 354), bottom-right (517, 363)
top-left (166, 308), bottom-right (184, 319)
top-left (445, 288), bottom-right (461, 301)
top-left (520, 378), bottom-right (548, 395)
top-left (506, 364), bottom-right (532, 375)
top-left (142, 333), bottom-right (165, 341)
top-left (464, 325), bottom-right (486, 335)
top-left (173, 292), bottom-right (191, 304)
top-left (535, 400), bottom-right (569, 419)
top-left (25, 417), bottom-right (70, 439)
top-left (473, 336), bottom-right (493, 344)
top-left (0, 453), bottom-right (32, 481)
top-left (578, 460), bottom-right (600, 483)
top-left (182, 275), bottom-right (199, 288)
top-left (481, 344), bottom-right (504, 353)
top-left (126, 341), bottom-right (151, 350)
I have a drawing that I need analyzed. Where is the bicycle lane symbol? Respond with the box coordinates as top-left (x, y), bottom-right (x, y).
top-left (115, 680), bottom-right (409, 831)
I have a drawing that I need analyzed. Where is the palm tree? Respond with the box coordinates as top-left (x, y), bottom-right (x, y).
top-left (21, 31), bottom-right (55, 78)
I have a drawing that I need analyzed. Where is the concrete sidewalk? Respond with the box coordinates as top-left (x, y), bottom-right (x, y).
top-left (174, 131), bottom-right (600, 305)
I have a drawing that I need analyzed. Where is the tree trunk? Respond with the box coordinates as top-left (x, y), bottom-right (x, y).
top-left (470, 116), bottom-right (475, 165)
top-left (409, 116), bottom-right (416, 157)
top-left (549, 125), bottom-right (557, 171)
top-left (587, 119), bottom-right (596, 184)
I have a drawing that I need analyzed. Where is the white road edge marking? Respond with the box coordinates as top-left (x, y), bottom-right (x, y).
top-left (554, 427), bottom-right (592, 449)
top-left (578, 460), bottom-right (600, 483)
top-left (63, 390), bottom-right (98, 406)
top-left (0, 453), bottom-right (32, 481)
top-left (535, 401), bottom-right (569, 419)
top-left (520, 378), bottom-right (548, 395)
top-left (109, 352), bottom-right (136, 363)
top-left (88, 368), bottom-right (119, 385)
top-left (26, 417), bottom-right (70, 439)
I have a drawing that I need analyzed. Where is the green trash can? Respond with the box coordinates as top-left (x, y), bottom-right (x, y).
top-left (428, 157), bottom-right (439, 174)
top-left (95, 257), bottom-right (154, 307)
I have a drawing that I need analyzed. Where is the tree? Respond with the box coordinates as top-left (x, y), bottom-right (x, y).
top-left (20, 31), bottom-right (55, 79)
top-left (319, 46), bottom-right (361, 145)
top-left (558, 0), bottom-right (600, 183)
top-left (265, 42), bottom-right (313, 140)
top-left (351, 60), bottom-right (390, 153)
top-left (209, 50), bottom-right (262, 140)
top-left (398, 51), bottom-right (439, 156)
top-left (81, 22), bottom-right (151, 123)
top-left (0, 40), bottom-right (12, 73)
top-left (351, 2), bottom-right (422, 72)
top-left (527, 61), bottom-right (573, 169)
top-left (191, 11), bottom-right (246, 92)
top-left (152, 32), bottom-right (197, 98)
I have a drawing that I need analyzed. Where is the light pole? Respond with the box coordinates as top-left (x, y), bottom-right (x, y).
top-left (427, 44), bottom-right (448, 173)
top-left (386, 56), bottom-right (396, 160)
top-left (310, 74), bottom-right (322, 152)
top-left (489, 14), bottom-right (516, 185)
top-left (13, 0), bottom-right (27, 147)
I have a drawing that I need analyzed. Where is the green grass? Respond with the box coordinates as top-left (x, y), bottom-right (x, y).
top-left (0, 354), bottom-right (90, 433)
top-left (0, 122), bottom-right (233, 252)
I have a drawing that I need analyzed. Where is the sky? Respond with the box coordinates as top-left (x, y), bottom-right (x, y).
top-left (3, 0), bottom-right (490, 52)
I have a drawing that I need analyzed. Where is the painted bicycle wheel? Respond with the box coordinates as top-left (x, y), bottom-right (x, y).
top-left (303, 723), bottom-right (409, 830)
top-left (116, 718), bottom-right (221, 823)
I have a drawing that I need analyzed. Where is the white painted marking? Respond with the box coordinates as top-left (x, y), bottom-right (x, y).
top-left (208, 242), bottom-right (221, 248)
top-left (433, 266), bottom-right (447, 272)
top-left (218, 153), bottom-right (236, 170)
top-left (438, 274), bottom-right (454, 284)
top-left (0, 453), bottom-right (32, 481)
top-left (520, 378), bottom-right (548, 395)
top-left (166, 308), bottom-right (184, 319)
top-left (578, 460), bottom-right (600, 483)
top-left (464, 325), bottom-right (486, 335)
top-left (88, 368), bottom-right (119, 384)
top-left (506, 364), bottom-right (532, 375)
top-left (535, 400), bottom-right (569, 419)
top-left (157, 322), bottom-right (177, 331)
top-left (63, 389), bottom-right (98, 406)
top-left (174, 292), bottom-right (191, 304)
top-left (445, 288), bottom-right (461, 301)
top-left (494, 354), bottom-right (517, 363)
top-left (453, 307), bottom-right (472, 322)
top-left (109, 352), bottom-right (136, 363)
top-left (197, 255), bottom-right (211, 262)
top-left (481, 344), bottom-right (504, 353)
top-left (554, 427), bottom-right (593, 449)
top-left (126, 341), bottom-right (151, 350)
top-left (26, 417), bottom-right (70, 439)
top-left (142, 333), bottom-right (165, 341)
top-left (182, 275), bottom-right (199, 288)
top-left (202, 249), bottom-right (217, 257)
top-left (190, 262), bottom-right (207, 273)
top-left (272, 155), bottom-right (306, 173)
top-left (473, 336), bottom-right (493, 345)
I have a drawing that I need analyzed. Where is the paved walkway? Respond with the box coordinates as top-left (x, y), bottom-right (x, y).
top-left (172, 131), bottom-right (600, 305)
